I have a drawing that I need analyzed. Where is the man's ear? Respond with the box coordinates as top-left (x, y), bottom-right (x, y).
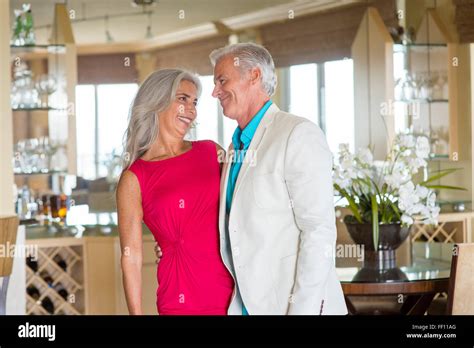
top-left (249, 67), bottom-right (262, 85)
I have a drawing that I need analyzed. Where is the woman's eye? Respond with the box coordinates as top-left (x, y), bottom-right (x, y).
top-left (178, 96), bottom-right (186, 102)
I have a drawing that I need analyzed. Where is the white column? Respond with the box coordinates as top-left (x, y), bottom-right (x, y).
top-left (0, 0), bottom-right (25, 315)
top-left (0, 0), bottom-right (15, 215)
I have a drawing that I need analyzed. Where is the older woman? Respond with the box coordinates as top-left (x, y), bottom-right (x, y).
top-left (116, 69), bottom-right (234, 315)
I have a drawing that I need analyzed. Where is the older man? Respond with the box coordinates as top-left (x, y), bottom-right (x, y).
top-left (209, 43), bottom-right (347, 315)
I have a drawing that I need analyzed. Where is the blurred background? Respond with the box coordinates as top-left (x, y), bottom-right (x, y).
top-left (1, 0), bottom-right (473, 316)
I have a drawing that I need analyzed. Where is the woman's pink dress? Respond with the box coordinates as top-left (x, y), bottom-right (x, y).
top-left (128, 140), bottom-right (234, 315)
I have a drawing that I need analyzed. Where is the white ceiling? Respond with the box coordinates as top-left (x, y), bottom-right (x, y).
top-left (10, 0), bottom-right (293, 44)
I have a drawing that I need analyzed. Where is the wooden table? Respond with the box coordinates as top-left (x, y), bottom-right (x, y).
top-left (337, 242), bottom-right (452, 315)
top-left (341, 278), bottom-right (449, 315)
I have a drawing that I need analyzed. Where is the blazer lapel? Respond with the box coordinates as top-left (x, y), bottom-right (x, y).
top-left (232, 103), bottom-right (279, 201)
top-left (219, 142), bottom-right (234, 232)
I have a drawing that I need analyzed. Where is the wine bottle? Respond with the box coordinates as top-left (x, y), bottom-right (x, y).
top-left (54, 282), bottom-right (68, 301)
top-left (39, 270), bottom-right (54, 287)
top-left (26, 285), bottom-right (40, 300)
top-left (26, 255), bottom-right (38, 272)
top-left (53, 254), bottom-right (67, 272)
top-left (41, 296), bottom-right (55, 314)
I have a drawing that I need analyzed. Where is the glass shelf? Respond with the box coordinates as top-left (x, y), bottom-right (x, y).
top-left (430, 153), bottom-right (449, 159)
top-left (14, 170), bottom-right (67, 176)
top-left (10, 44), bottom-right (66, 54)
top-left (394, 99), bottom-right (448, 104)
top-left (394, 43), bottom-right (448, 53)
top-left (436, 200), bottom-right (471, 206)
top-left (12, 107), bottom-right (66, 112)
top-left (404, 43), bottom-right (447, 47)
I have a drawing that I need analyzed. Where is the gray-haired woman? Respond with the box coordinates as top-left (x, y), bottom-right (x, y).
top-left (116, 69), bottom-right (234, 315)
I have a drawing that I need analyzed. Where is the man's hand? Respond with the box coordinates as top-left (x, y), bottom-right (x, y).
top-left (154, 243), bottom-right (162, 264)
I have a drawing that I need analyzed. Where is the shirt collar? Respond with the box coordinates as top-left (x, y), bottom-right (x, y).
top-left (232, 100), bottom-right (273, 149)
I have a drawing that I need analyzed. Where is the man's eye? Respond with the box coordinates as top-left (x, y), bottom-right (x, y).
top-left (193, 101), bottom-right (198, 106)
top-left (220, 79), bottom-right (225, 85)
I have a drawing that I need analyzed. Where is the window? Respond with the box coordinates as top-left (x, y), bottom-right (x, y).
top-left (287, 59), bottom-right (355, 155)
top-left (324, 59), bottom-right (355, 154)
top-left (195, 75), bottom-right (218, 142)
top-left (75, 85), bottom-right (96, 179)
top-left (289, 63), bottom-right (318, 125)
top-left (194, 75), bottom-right (237, 148)
top-left (76, 83), bottom-right (138, 179)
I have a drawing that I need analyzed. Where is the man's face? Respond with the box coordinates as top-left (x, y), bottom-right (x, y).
top-left (212, 55), bottom-right (253, 121)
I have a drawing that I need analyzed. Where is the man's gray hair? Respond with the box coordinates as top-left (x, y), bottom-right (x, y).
top-left (209, 42), bottom-right (277, 97)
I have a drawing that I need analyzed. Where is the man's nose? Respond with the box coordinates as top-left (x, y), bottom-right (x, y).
top-left (212, 84), bottom-right (220, 98)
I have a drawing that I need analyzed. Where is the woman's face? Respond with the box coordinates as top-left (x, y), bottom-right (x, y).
top-left (159, 80), bottom-right (198, 139)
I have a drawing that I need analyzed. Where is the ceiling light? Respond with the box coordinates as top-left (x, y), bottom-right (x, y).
top-left (104, 16), bottom-right (114, 43)
top-left (145, 12), bottom-right (153, 39)
top-left (132, 0), bottom-right (156, 7)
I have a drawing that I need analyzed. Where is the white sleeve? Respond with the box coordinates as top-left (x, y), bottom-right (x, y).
top-left (284, 121), bottom-right (337, 315)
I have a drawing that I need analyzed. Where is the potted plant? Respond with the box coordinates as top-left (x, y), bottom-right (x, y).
top-left (332, 132), bottom-right (465, 268)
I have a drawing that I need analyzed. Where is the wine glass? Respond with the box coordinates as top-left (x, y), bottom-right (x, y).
top-left (13, 141), bottom-right (26, 173)
top-left (18, 69), bottom-right (39, 108)
top-left (35, 75), bottom-right (57, 108)
top-left (24, 138), bottom-right (39, 173)
top-left (418, 71), bottom-right (432, 100)
top-left (430, 71), bottom-right (443, 100)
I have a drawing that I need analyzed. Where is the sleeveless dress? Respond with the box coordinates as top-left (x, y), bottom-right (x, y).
top-left (128, 140), bottom-right (234, 315)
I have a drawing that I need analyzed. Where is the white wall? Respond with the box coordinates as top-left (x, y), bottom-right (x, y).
top-left (0, 0), bottom-right (14, 214)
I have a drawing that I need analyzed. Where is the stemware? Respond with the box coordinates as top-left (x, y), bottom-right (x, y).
top-left (35, 75), bottom-right (57, 108)
top-left (23, 138), bottom-right (39, 173)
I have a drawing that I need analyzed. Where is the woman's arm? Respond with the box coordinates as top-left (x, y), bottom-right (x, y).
top-left (117, 170), bottom-right (144, 315)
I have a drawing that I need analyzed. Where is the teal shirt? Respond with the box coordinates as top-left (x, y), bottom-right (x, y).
top-left (225, 100), bottom-right (273, 214)
top-left (224, 100), bottom-right (272, 316)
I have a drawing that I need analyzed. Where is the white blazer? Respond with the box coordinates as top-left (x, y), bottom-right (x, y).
top-left (219, 103), bottom-right (347, 315)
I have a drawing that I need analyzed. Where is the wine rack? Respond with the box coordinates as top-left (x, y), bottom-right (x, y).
top-left (25, 242), bottom-right (85, 315)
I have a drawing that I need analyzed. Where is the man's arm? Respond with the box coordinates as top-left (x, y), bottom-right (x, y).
top-left (284, 121), bottom-right (337, 315)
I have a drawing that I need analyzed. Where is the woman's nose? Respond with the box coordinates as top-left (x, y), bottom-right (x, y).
top-left (187, 102), bottom-right (196, 116)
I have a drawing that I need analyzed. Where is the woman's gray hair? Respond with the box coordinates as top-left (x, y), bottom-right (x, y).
top-left (209, 42), bottom-right (277, 97)
top-left (122, 68), bottom-right (202, 170)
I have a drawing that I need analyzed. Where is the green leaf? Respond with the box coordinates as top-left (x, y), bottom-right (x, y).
top-left (371, 195), bottom-right (379, 250)
top-left (387, 199), bottom-right (401, 221)
top-left (420, 168), bottom-right (462, 185)
top-left (425, 185), bottom-right (467, 191)
top-left (334, 184), bottom-right (363, 223)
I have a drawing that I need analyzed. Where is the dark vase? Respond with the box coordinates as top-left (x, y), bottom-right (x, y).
top-left (345, 221), bottom-right (411, 269)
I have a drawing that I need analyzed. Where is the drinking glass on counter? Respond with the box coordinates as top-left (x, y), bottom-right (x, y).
top-left (46, 193), bottom-right (69, 221)
top-left (12, 136), bottom-right (61, 174)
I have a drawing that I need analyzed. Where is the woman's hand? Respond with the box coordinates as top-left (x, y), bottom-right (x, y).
top-left (154, 243), bottom-right (163, 264)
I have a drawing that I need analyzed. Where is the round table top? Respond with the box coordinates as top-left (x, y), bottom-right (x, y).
top-left (336, 242), bottom-right (452, 285)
